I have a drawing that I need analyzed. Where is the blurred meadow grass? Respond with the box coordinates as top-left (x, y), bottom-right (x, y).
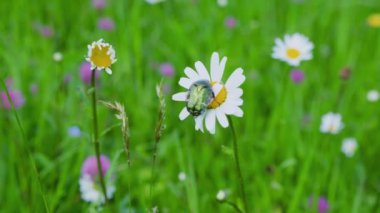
top-left (1, 0), bottom-right (380, 212)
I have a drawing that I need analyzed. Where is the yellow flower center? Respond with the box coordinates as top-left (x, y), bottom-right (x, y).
top-left (328, 124), bottom-right (336, 132)
top-left (208, 82), bottom-right (227, 109)
top-left (90, 45), bottom-right (112, 68)
top-left (286, 48), bottom-right (301, 59)
top-left (368, 14), bottom-right (380, 27)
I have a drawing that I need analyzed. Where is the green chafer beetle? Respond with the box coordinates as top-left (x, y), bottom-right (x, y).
top-left (186, 80), bottom-right (214, 116)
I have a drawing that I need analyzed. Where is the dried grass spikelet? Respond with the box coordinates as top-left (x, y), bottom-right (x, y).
top-left (100, 100), bottom-right (130, 166)
top-left (148, 83), bottom-right (167, 206)
top-left (155, 83), bottom-right (166, 143)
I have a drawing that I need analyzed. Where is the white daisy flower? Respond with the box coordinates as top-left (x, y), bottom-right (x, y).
top-left (172, 52), bottom-right (245, 134)
top-left (367, 90), bottom-right (379, 102)
top-left (341, 138), bottom-right (358, 157)
top-left (79, 175), bottom-right (116, 205)
top-left (272, 33), bottom-right (314, 66)
top-left (152, 206), bottom-right (159, 213)
top-left (79, 155), bottom-right (116, 205)
top-left (217, 0), bottom-right (228, 7)
top-left (178, 172), bottom-right (187, 181)
top-left (86, 39), bottom-right (117, 75)
top-left (216, 190), bottom-right (227, 201)
top-left (145, 0), bottom-right (165, 4)
top-left (320, 112), bottom-right (344, 134)
top-left (53, 52), bottom-right (63, 62)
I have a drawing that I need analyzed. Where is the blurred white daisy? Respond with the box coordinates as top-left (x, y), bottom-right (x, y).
top-left (216, 189), bottom-right (228, 201)
top-left (172, 52), bottom-right (245, 134)
top-left (341, 138), bottom-right (358, 157)
top-left (145, 0), bottom-right (165, 4)
top-left (79, 175), bottom-right (116, 204)
top-left (320, 112), bottom-right (344, 134)
top-left (271, 181), bottom-right (282, 190)
top-left (178, 172), bottom-right (186, 181)
top-left (272, 33), bottom-right (314, 66)
top-left (217, 0), bottom-right (228, 7)
top-left (86, 39), bottom-right (116, 75)
top-left (152, 206), bottom-right (159, 213)
top-left (79, 155), bottom-right (116, 205)
top-left (53, 52), bottom-right (63, 62)
top-left (367, 90), bottom-right (379, 102)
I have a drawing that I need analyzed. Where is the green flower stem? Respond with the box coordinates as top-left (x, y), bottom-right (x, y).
top-left (90, 69), bottom-right (108, 203)
top-left (228, 116), bottom-right (249, 213)
top-left (219, 200), bottom-right (244, 213)
top-left (1, 78), bottom-right (50, 212)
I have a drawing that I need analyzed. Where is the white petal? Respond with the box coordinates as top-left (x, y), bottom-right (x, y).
top-left (284, 34), bottom-right (291, 44)
top-left (210, 52), bottom-right (219, 76)
top-left (272, 44), bottom-right (286, 59)
top-left (275, 38), bottom-right (285, 49)
top-left (218, 56), bottom-right (227, 81)
top-left (211, 53), bottom-right (227, 83)
top-left (226, 68), bottom-right (245, 89)
top-left (90, 64), bottom-right (96, 70)
top-left (195, 61), bottom-right (210, 81)
top-left (232, 107), bottom-right (243, 117)
top-left (179, 77), bottom-right (192, 89)
top-left (195, 114), bottom-right (205, 132)
top-left (210, 53), bottom-right (219, 81)
top-left (179, 107), bottom-right (190, 120)
top-left (105, 68), bottom-right (112, 75)
top-left (212, 83), bottom-right (223, 95)
top-left (219, 101), bottom-right (236, 114)
top-left (229, 98), bottom-right (243, 106)
top-left (220, 101), bottom-right (244, 117)
top-left (229, 88), bottom-right (243, 99)
top-left (216, 109), bottom-right (229, 128)
top-left (287, 59), bottom-right (301, 67)
top-left (184, 67), bottom-right (199, 81)
top-left (172, 92), bottom-right (188, 101)
top-left (205, 110), bottom-right (216, 134)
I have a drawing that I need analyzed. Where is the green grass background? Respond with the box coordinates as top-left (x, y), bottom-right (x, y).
top-left (0, 0), bottom-right (380, 212)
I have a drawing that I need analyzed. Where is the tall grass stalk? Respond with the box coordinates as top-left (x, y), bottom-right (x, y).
top-left (219, 200), bottom-right (244, 213)
top-left (100, 100), bottom-right (131, 211)
top-left (149, 84), bottom-right (166, 210)
top-left (1, 78), bottom-right (50, 212)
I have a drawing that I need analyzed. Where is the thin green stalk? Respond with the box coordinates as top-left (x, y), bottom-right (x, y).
top-left (120, 106), bottom-right (131, 212)
top-left (227, 116), bottom-right (249, 213)
top-left (219, 200), bottom-right (244, 213)
top-left (1, 78), bottom-right (50, 212)
top-left (149, 84), bottom-right (166, 210)
top-left (90, 69), bottom-right (108, 202)
top-left (149, 138), bottom-right (159, 210)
